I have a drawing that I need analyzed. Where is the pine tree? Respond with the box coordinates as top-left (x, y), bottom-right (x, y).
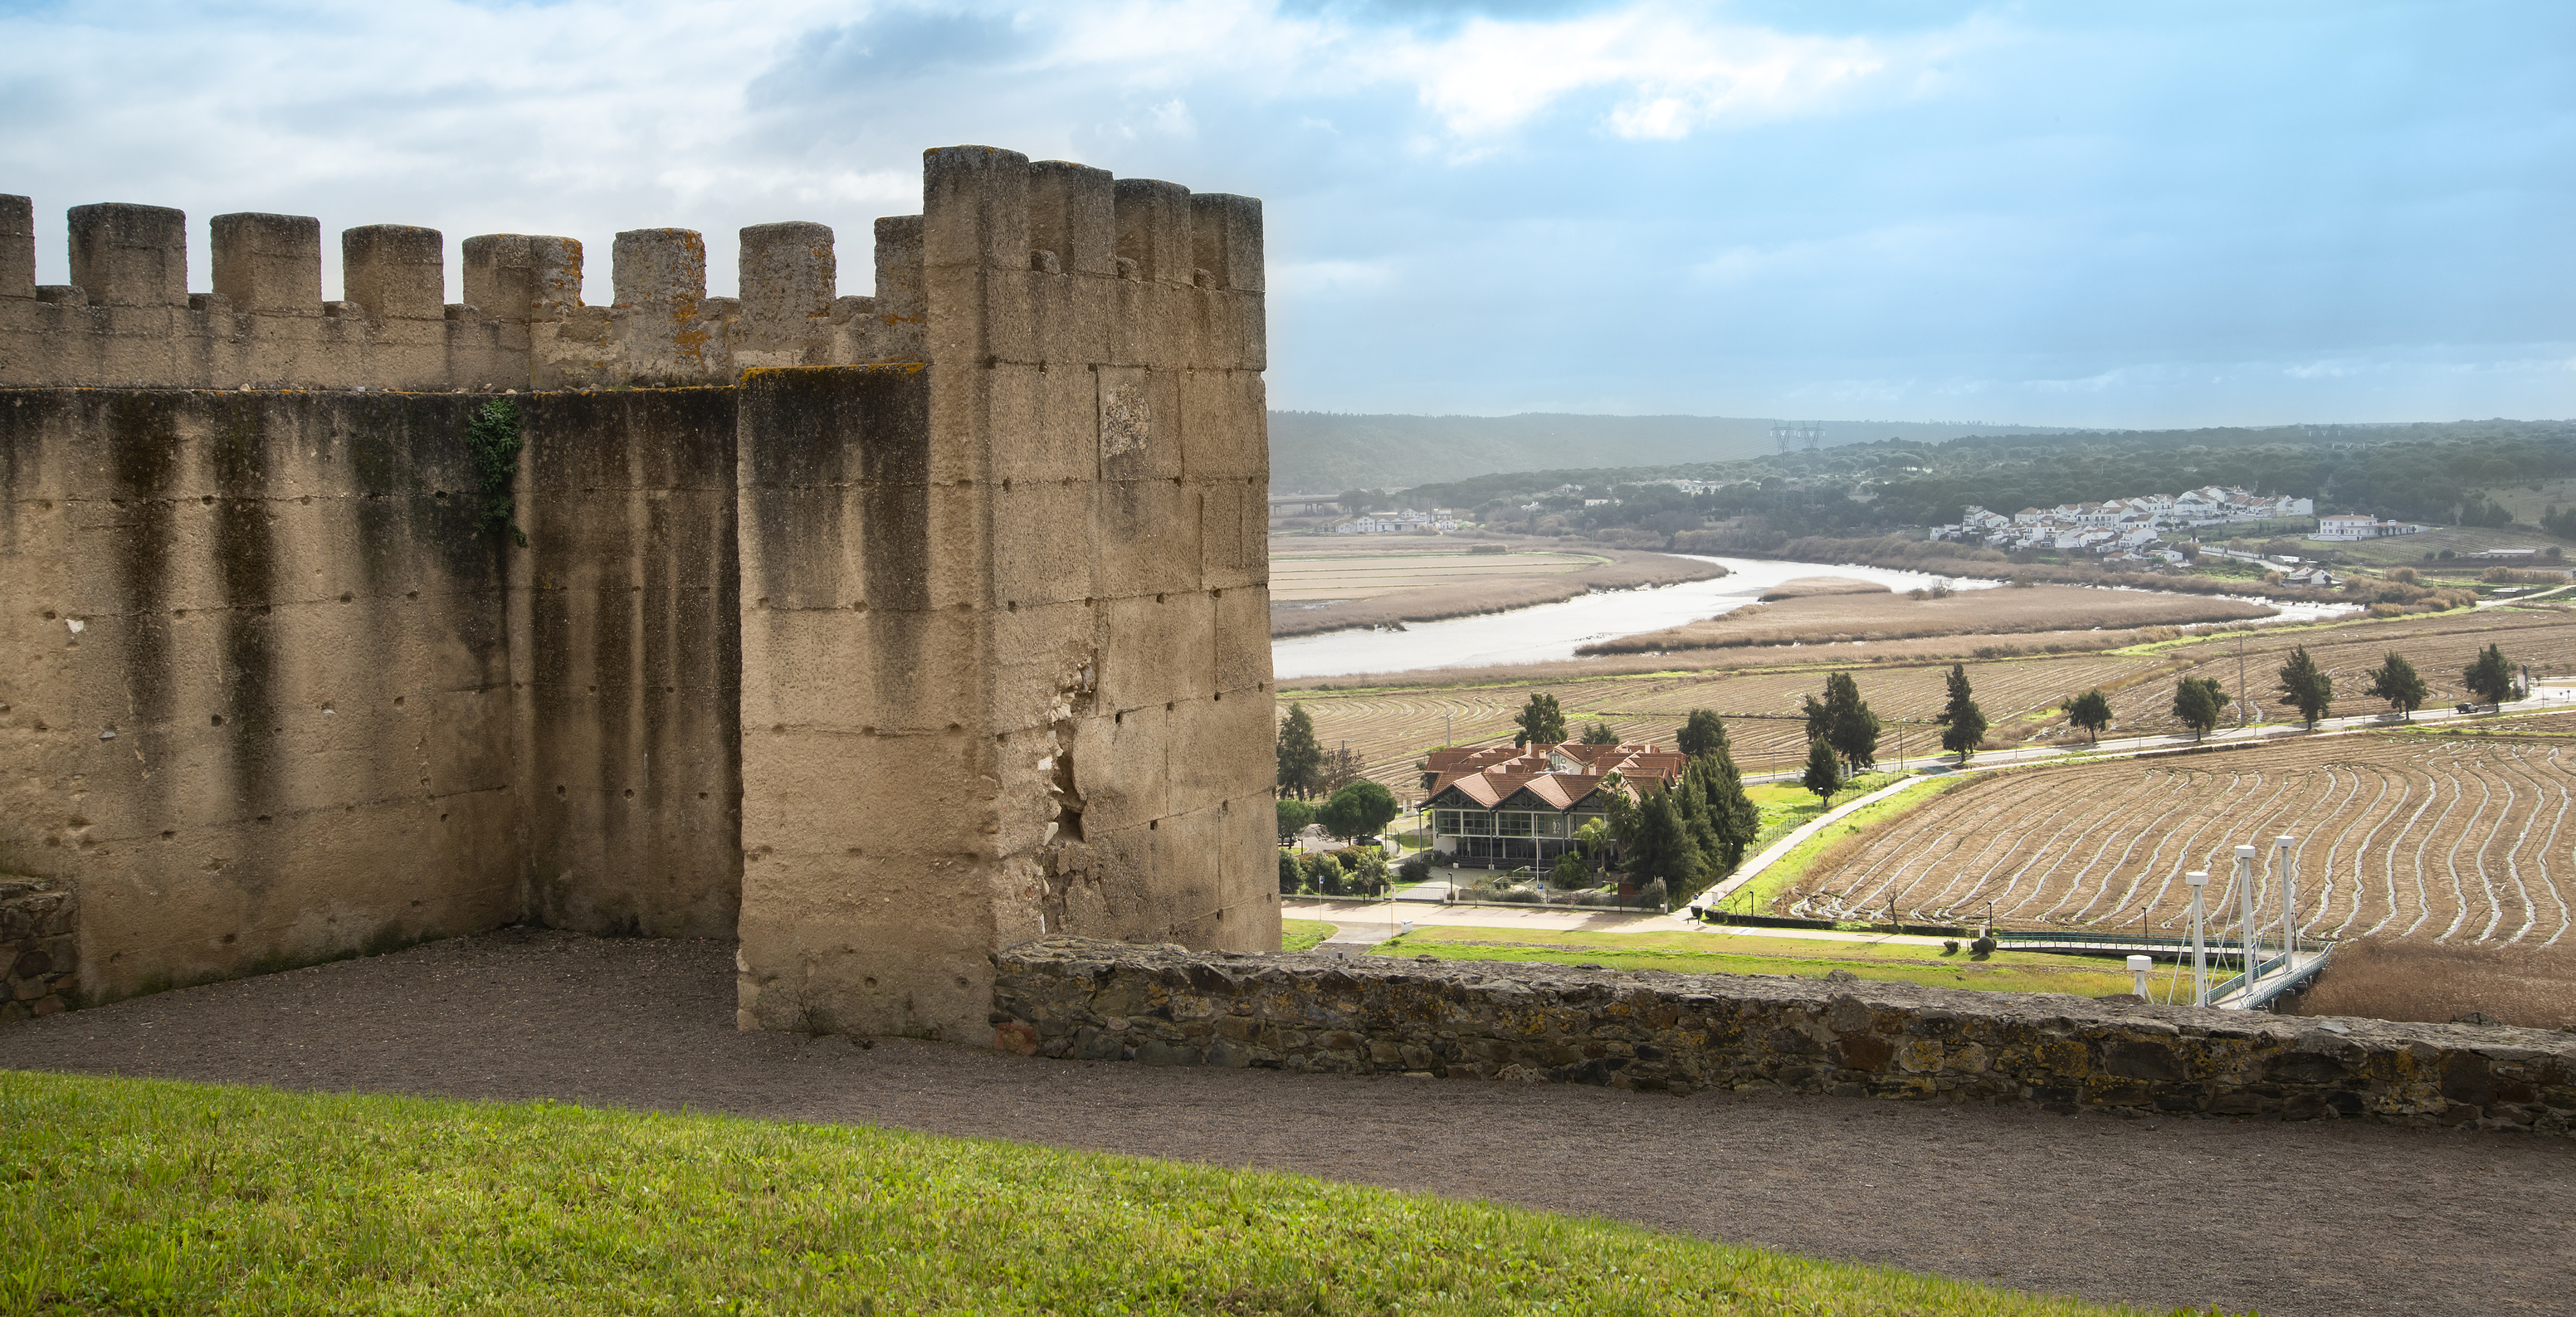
top-left (2463, 643), bottom-right (2515, 705)
top-left (1626, 792), bottom-right (1705, 893)
top-left (1817, 671), bottom-right (1881, 773)
top-left (2173, 676), bottom-right (2227, 740)
top-left (2365, 651), bottom-right (2429, 719)
top-left (1578, 719), bottom-right (1620, 745)
top-left (1802, 737), bottom-right (1845, 805)
top-left (1276, 702), bottom-right (1325, 798)
top-left (2061, 688), bottom-right (2113, 743)
top-left (1513, 692), bottom-right (1567, 747)
top-left (1687, 744), bottom-right (1761, 870)
top-left (1676, 709), bottom-right (1730, 758)
top-left (2275, 646), bottom-right (2333, 729)
top-left (1934, 662), bottom-right (1988, 762)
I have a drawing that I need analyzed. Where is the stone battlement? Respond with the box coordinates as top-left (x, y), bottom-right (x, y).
top-left (2, 146), bottom-right (1277, 1046)
top-left (0, 149), bottom-right (1263, 393)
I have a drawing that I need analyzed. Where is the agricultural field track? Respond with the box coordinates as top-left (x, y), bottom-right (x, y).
top-left (2095, 605), bottom-right (2576, 738)
top-left (1783, 730), bottom-right (2576, 948)
top-left (1290, 605), bottom-right (2576, 792)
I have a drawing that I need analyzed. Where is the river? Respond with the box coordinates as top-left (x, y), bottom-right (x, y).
top-left (1269, 554), bottom-right (2358, 680)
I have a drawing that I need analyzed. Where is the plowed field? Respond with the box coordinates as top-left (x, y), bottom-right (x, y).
top-left (1783, 733), bottom-right (2576, 947)
top-left (1289, 655), bottom-right (2154, 788)
top-left (1292, 604), bottom-right (2576, 791)
top-left (2097, 606), bottom-right (2576, 736)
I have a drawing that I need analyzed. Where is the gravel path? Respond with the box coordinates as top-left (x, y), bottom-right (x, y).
top-left (4, 929), bottom-right (2570, 1316)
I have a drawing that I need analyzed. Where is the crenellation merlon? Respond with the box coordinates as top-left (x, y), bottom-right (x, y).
top-left (2, 194), bottom-right (35, 300)
top-left (1, 149), bottom-right (1257, 392)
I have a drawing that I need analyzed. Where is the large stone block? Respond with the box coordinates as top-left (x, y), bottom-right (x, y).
top-left (1097, 478), bottom-right (1202, 599)
top-left (740, 724), bottom-right (993, 855)
top-left (1198, 478), bottom-right (1266, 593)
top-left (1096, 366), bottom-right (1183, 484)
top-left (1181, 368), bottom-right (1266, 482)
top-left (212, 214), bottom-right (322, 316)
top-left (69, 203), bottom-right (187, 308)
top-left (1214, 586), bottom-right (1272, 695)
top-left (1066, 700), bottom-right (1170, 834)
top-left (1095, 589), bottom-right (1216, 710)
top-left (737, 604), bottom-right (980, 734)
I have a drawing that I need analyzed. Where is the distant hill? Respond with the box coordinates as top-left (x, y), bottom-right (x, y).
top-left (1265, 412), bottom-right (2066, 494)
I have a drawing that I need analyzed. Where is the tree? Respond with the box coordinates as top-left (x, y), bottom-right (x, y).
top-left (1676, 709), bottom-right (1730, 758)
top-left (1275, 798), bottom-right (1315, 844)
top-left (1318, 745), bottom-right (1369, 796)
top-left (1673, 745), bottom-right (1759, 873)
top-left (1513, 692), bottom-right (1567, 747)
top-left (1548, 851), bottom-right (1592, 889)
top-left (1573, 816), bottom-right (1608, 859)
top-left (1317, 780), bottom-right (1399, 841)
top-left (2173, 676), bottom-right (2228, 741)
top-left (1623, 792), bottom-right (1705, 892)
top-left (1339, 488), bottom-right (1379, 517)
top-left (2061, 688), bottom-right (2113, 744)
top-left (2366, 651), bottom-right (2430, 719)
top-left (1803, 671), bottom-right (1881, 773)
top-left (1276, 850), bottom-right (1301, 894)
top-left (2275, 646), bottom-right (2333, 729)
top-left (1801, 737), bottom-right (1845, 805)
top-left (2464, 643), bottom-right (2516, 705)
top-left (1276, 703), bottom-right (1324, 799)
top-left (1934, 663), bottom-right (1988, 762)
top-left (1578, 719), bottom-right (1620, 745)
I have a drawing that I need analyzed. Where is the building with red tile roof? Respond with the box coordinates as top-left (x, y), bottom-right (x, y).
top-left (1420, 741), bottom-right (1687, 868)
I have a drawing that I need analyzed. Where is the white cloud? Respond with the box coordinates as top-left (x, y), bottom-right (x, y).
top-left (1370, 5), bottom-right (1968, 141)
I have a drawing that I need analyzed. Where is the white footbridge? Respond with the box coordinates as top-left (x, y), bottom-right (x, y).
top-left (1990, 835), bottom-right (2334, 1011)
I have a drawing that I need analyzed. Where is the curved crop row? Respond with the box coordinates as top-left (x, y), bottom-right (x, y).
top-left (1783, 733), bottom-right (2576, 947)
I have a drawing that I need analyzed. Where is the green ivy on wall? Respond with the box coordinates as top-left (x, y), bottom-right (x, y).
top-left (465, 397), bottom-right (528, 546)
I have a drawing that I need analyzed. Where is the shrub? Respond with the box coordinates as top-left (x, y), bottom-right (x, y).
top-left (1277, 850), bottom-right (1300, 895)
top-left (1548, 852), bottom-right (1591, 889)
top-left (1398, 853), bottom-right (1432, 884)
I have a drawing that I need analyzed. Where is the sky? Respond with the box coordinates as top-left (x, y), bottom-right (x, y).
top-left (2, 0), bottom-right (2570, 427)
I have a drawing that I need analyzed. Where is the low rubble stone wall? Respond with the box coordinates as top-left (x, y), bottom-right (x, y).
top-left (991, 938), bottom-right (2576, 1134)
top-left (1, 880), bottom-right (77, 1022)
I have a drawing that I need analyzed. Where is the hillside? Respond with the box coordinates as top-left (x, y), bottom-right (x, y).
top-left (1266, 412), bottom-right (2064, 494)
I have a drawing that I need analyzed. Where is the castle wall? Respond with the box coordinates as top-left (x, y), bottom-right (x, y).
top-left (2, 145), bottom-right (1274, 1038)
top-left (512, 389), bottom-right (742, 938)
top-left (0, 389), bottom-right (522, 996)
top-left (732, 148), bottom-right (1277, 1043)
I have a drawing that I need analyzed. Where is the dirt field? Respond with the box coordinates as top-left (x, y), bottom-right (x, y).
top-left (1580, 583), bottom-right (2274, 656)
top-left (2286, 937), bottom-right (2576, 1029)
top-left (1293, 653), bottom-right (2169, 788)
top-left (2091, 605), bottom-right (2576, 739)
top-left (4, 929), bottom-right (2571, 1316)
top-left (1271, 539), bottom-right (1728, 637)
top-left (1781, 733), bottom-right (2575, 966)
top-left (1294, 605), bottom-right (2576, 789)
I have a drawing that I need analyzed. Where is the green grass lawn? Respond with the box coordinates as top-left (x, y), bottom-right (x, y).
top-left (1372, 924), bottom-right (2141, 998)
top-left (0, 1071), bottom-right (2190, 1316)
top-left (1720, 775), bottom-right (1967, 917)
top-left (1282, 919), bottom-right (1335, 953)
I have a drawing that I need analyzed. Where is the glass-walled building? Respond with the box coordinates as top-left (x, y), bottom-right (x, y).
top-left (1422, 741), bottom-right (1686, 870)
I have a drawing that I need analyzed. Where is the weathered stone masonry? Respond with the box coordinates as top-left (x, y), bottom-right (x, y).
top-left (994, 939), bottom-right (2576, 1134)
top-left (0, 147), bottom-right (1279, 1041)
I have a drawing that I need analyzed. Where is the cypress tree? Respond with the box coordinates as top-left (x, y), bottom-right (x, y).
top-left (1934, 662), bottom-right (1988, 762)
top-left (1276, 702), bottom-right (1325, 798)
top-left (1802, 737), bottom-right (1845, 805)
top-left (2275, 646), bottom-right (2333, 729)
